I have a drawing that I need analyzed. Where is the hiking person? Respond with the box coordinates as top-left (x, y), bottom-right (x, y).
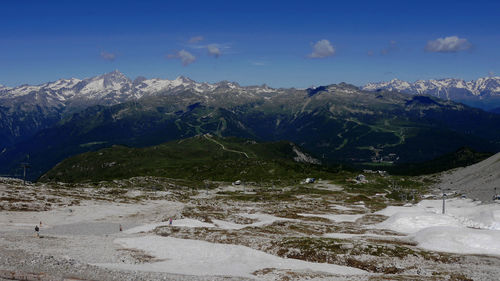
top-left (169, 218), bottom-right (173, 226)
top-left (35, 225), bottom-right (40, 237)
top-left (119, 224), bottom-right (123, 232)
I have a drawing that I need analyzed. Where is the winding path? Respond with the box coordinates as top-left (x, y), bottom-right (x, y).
top-left (204, 135), bottom-right (250, 158)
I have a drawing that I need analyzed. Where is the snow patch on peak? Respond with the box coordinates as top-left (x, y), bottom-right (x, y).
top-left (0, 84), bottom-right (10, 91)
top-left (0, 71), bottom-right (277, 109)
top-left (389, 78), bottom-right (404, 83)
top-left (80, 79), bottom-right (105, 94)
top-left (363, 76), bottom-right (500, 105)
top-left (172, 76), bottom-right (198, 88)
top-left (45, 78), bottom-right (82, 91)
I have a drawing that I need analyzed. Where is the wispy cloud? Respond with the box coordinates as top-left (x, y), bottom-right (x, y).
top-left (251, 61), bottom-right (266, 66)
top-left (188, 36), bottom-right (204, 44)
top-left (188, 42), bottom-right (232, 57)
top-left (207, 44), bottom-right (221, 58)
top-left (380, 40), bottom-right (398, 55)
top-left (425, 36), bottom-right (472, 53)
top-left (308, 39), bottom-right (335, 58)
top-left (167, 49), bottom-right (196, 66)
top-left (100, 51), bottom-right (116, 61)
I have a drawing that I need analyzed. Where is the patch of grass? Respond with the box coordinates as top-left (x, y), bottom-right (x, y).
top-left (355, 214), bottom-right (388, 225)
top-left (345, 194), bottom-right (387, 211)
top-left (217, 186), bottom-right (341, 202)
top-left (40, 136), bottom-right (341, 184)
top-left (345, 257), bottom-right (402, 274)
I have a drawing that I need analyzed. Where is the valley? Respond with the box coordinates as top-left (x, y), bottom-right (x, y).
top-left (3, 2), bottom-right (500, 280)
top-left (1, 72), bottom-right (499, 181)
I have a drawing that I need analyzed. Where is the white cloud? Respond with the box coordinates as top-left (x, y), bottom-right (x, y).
top-left (100, 51), bottom-right (116, 61)
top-left (308, 39), bottom-right (335, 58)
top-left (425, 36), bottom-right (472, 53)
top-left (167, 49), bottom-right (196, 66)
top-left (207, 44), bottom-right (221, 58)
top-left (177, 50), bottom-right (196, 66)
top-left (188, 36), bottom-right (204, 44)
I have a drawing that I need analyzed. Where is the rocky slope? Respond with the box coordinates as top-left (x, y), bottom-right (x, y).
top-left (435, 152), bottom-right (500, 202)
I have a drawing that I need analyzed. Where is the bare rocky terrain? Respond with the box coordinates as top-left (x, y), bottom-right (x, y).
top-left (434, 152), bottom-right (500, 202)
top-left (1, 175), bottom-right (500, 280)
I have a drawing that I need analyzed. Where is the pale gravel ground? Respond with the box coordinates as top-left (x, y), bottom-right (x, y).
top-left (0, 182), bottom-right (203, 280)
top-left (0, 199), bottom-right (253, 281)
top-left (2, 179), bottom-right (500, 280)
top-left (0, 248), bottom-right (250, 281)
top-left (0, 216), bottom-right (370, 281)
top-left (0, 181), bottom-right (371, 280)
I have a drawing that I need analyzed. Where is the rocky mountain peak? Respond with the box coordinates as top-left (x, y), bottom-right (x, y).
top-left (98, 70), bottom-right (131, 85)
top-left (174, 76), bottom-right (195, 84)
top-left (0, 84), bottom-right (10, 92)
top-left (133, 76), bottom-right (148, 85)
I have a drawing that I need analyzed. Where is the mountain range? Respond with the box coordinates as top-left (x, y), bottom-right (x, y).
top-left (1, 71), bottom-right (499, 180)
top-left (363, 77), bottom-right (500, 111)
top-left (0, 70), bottom-right (276, 149)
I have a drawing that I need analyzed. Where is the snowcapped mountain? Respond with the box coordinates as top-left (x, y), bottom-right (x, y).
top-left (0, 70), bottom-right (278, 110)
top-left (363, 77), bottom-right (500, 111)
top-left (0, 84), bottom-right (10, 91)
top-left (0, 70), bottom-right (282, 149)
top-left (2, 72), bottom-right (500, 180)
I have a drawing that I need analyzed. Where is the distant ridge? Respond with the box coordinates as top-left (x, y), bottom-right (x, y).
top-left (363, 77), bottom-right (500, 111)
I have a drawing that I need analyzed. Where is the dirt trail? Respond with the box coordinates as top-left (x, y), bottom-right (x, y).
top-left (204, 135), bottom-right (250, 158)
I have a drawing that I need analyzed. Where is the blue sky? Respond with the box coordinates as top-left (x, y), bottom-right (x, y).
top-left (0, 0), bottom-right (499, 88)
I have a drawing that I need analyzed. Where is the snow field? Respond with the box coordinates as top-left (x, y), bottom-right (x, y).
top-left (374, 198), bottom-right (500, 255)
top-left (124, 213), bottom-right (294, 233)
top-left (98, 236), bottom-right (367, 278)
top-left (115, 212), bottom-right (368, 277)
top-left (413, 226), bottom-right (500, 256)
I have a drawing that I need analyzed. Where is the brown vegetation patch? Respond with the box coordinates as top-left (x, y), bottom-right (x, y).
top-left (118, 248), bottom-right (164, 263)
